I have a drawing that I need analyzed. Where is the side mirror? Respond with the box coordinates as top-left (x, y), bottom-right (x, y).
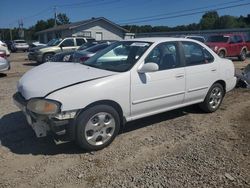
top-left (138, 63), bottom-right (159, 73)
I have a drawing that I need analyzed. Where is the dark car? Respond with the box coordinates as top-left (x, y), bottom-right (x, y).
top-left (72, 42), bottom-right (113, 62)
top-left (51, 41), bottom-right (100, 62)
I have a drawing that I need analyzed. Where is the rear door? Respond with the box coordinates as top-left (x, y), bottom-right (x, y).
top-left (181, 41), bottom-right (219, 104)
top-left (60, 38), bottom-right (76, 51)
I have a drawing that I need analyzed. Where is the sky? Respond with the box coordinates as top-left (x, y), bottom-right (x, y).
top-left (0, 0), bottom-right (250, 28)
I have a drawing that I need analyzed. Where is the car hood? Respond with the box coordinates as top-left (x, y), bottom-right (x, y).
top-left (18, 62), bottom-right (116, 99)
top-left (30, 45), bottom-right (48, 52)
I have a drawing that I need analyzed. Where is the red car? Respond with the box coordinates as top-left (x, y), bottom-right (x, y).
top-left (206, 34), bottom-right (249, 61)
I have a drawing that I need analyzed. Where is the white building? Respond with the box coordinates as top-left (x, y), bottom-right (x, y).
top-left (37, 17), bottom-right (134, 43)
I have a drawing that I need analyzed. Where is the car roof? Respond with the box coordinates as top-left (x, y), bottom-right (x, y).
top-left (123, 37), bottom-right (201, 43)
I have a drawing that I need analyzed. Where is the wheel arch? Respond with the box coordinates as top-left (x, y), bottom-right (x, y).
top-left (218, 48), bottom-right (227, 56)
top-left (213, 80), bottom-right (226, 94)
top-left (77, 100), bottom-right (125, 127)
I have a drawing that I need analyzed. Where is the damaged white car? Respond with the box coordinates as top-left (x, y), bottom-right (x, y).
top-left (13, 38), bottom-right (236, 151)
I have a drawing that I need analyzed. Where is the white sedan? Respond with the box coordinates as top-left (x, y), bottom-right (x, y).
top-left (13, 38), bottom-right (236, 151)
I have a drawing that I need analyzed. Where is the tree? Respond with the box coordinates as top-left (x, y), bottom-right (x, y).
top-left (200, 11), bottom-right (219, 30)
top-left (57, 13), bottom-right (70, 25)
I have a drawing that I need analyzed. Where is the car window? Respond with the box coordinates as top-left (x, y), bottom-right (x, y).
top-left (76, 39), bottom-right (86, 46)
top-left (145, 42), bottom-right (180, 70)
top-left (182, 41), bottom-right (214, 66)
top-left (61, 39), bottom-right (74, 47)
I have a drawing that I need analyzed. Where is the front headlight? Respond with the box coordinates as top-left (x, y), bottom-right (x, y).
top-left (27, 99), bottom-right (61, 115)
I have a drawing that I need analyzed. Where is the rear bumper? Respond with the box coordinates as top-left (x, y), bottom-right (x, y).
top-left (0, 60), bottom-right (10, 72)
top-left (13, 92), bottom-right (71, 138)
top-left (226, 76), bottom-right (237, 92)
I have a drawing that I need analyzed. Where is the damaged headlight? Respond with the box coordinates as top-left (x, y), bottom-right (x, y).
top-left (27, 99), bottom-right (61, 115)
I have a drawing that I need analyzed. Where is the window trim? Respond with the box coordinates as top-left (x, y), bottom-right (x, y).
top-left (144, 41), bottom-right (184, 72)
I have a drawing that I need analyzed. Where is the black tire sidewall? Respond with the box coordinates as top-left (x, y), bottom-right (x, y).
top-left (239, 50), bottom-right (246, 61)
top-left (218, 51), bottom-right (225, 58)
top-left (76, 105), bottom-right (120, 151)
top-left (43, 53), bottom-right (53, 62)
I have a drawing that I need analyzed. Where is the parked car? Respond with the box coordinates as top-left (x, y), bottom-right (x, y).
top-left (205, 34), bottom-right (248, 60)
top-left (13, 38), bottom-right (236, 151)
top-left (0, 40), bottom-right (10, 56)
top-left (72, 42), bottom-right (113, 62)
top-left (0, 52), bottom-right (10, 72)
top-left (28, 41), bottom-right (46, 51)
top-left (185, 35), bottom-right (205, 43)
top-left (11, 40), bottom-right (29, 52)
top-left (236, 64), bottom-right (250, 88)
top-left (51, 41), bottom-right (100, 62)
top-left (28, 37), bottom-right (92, 63)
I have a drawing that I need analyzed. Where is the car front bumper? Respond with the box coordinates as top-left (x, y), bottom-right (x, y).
top-left (13, 92), bottom-right (70, 138)
top-left (28, 52), bottom-right (43, 62)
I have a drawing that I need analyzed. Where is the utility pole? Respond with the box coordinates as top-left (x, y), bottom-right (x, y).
top-left (54, 6), bottom-right (57, 27)
top-left (9, 24), bottom-right (12, 41)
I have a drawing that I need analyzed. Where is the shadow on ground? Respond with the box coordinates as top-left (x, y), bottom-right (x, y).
top-left (23, 62), bottom-right (42, 66)
top-left (0, 73), bottom-right (7, 78)
top-left (0, 105), bottom-right (202, 156)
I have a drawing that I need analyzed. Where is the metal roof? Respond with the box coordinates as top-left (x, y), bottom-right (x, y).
top-left (36, 17), bottom-right (129, 34)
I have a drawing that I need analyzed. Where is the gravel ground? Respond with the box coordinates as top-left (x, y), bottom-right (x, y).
top-left (0, 53), bottom-right (250, 188)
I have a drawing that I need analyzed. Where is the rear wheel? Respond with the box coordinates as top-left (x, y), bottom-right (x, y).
top-left (239, 49), bottom-right (247, 61)
top-left (76, 105), bottom-right (120, 151)
top-left (199, 83), bottom-right (224, 113)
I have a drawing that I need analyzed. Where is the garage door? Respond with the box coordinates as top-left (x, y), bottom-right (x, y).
top-left (96, 32), bottom-right (103, 41)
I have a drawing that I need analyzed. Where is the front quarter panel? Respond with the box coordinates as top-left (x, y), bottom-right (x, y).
top-left (45, 72), bottom-right (131, 118)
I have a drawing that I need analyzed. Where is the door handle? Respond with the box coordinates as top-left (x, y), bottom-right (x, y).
top-left (175, 74), bottom-right (184, 78)
top-left (211, 68), bottom-right (217, 72)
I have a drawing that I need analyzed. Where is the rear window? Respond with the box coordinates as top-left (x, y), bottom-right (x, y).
top-left (15, 40), bottom-right (26, 43)
top-left (76, 38), bottom-right (86, 46)
top-left (207, 36), bottom-right (229, 43)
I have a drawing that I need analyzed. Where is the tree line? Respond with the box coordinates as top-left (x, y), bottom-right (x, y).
top-left (123, 11), bottom-right (250, 33)
top-left (1, 11), bottom-right (250, 41)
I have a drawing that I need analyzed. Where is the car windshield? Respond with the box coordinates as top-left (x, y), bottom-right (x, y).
top-left (47, 39), bottom-right (62, 46)
top-left (82, 41), bottom-right (152, 72)
top-left (207, 36), bottom-right (229, 43)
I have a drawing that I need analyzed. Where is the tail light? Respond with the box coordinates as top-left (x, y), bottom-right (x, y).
top-left (0, 51), bottom-right (7, 59)
top-left (79, 56), bottom-right (90, 62)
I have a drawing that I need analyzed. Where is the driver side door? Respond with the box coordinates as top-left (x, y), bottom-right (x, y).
top-left (130, 42), bottom-right (186, 119)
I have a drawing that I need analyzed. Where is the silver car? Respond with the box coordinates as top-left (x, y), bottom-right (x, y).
top-left (0, 56), bottom-right (10, 72)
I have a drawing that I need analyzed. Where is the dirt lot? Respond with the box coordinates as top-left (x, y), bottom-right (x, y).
top-left (0, 53), bottom-right (250, 188)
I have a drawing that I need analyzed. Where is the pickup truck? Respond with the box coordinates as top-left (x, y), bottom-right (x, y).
top-left (205, 34), bottom-right (249, 61)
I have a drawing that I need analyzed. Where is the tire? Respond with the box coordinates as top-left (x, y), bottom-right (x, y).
top-left (218, 50), bottom-right (225, 58)
top-left (238, 49), bottom-right (247, 61)
top-left (76, 105), bottom-right (120, 151)
top-left (43, 53), bottom-right (54, 62)
top-left (199, 83), bottom-right (225, 113)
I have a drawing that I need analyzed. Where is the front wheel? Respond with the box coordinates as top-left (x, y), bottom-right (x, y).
top-left (76, 105), bottom-right (120, 151)
top-left (199, 83), bottom-right (225, 113)
top-left (43, 53), bottom-right (54, 62)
